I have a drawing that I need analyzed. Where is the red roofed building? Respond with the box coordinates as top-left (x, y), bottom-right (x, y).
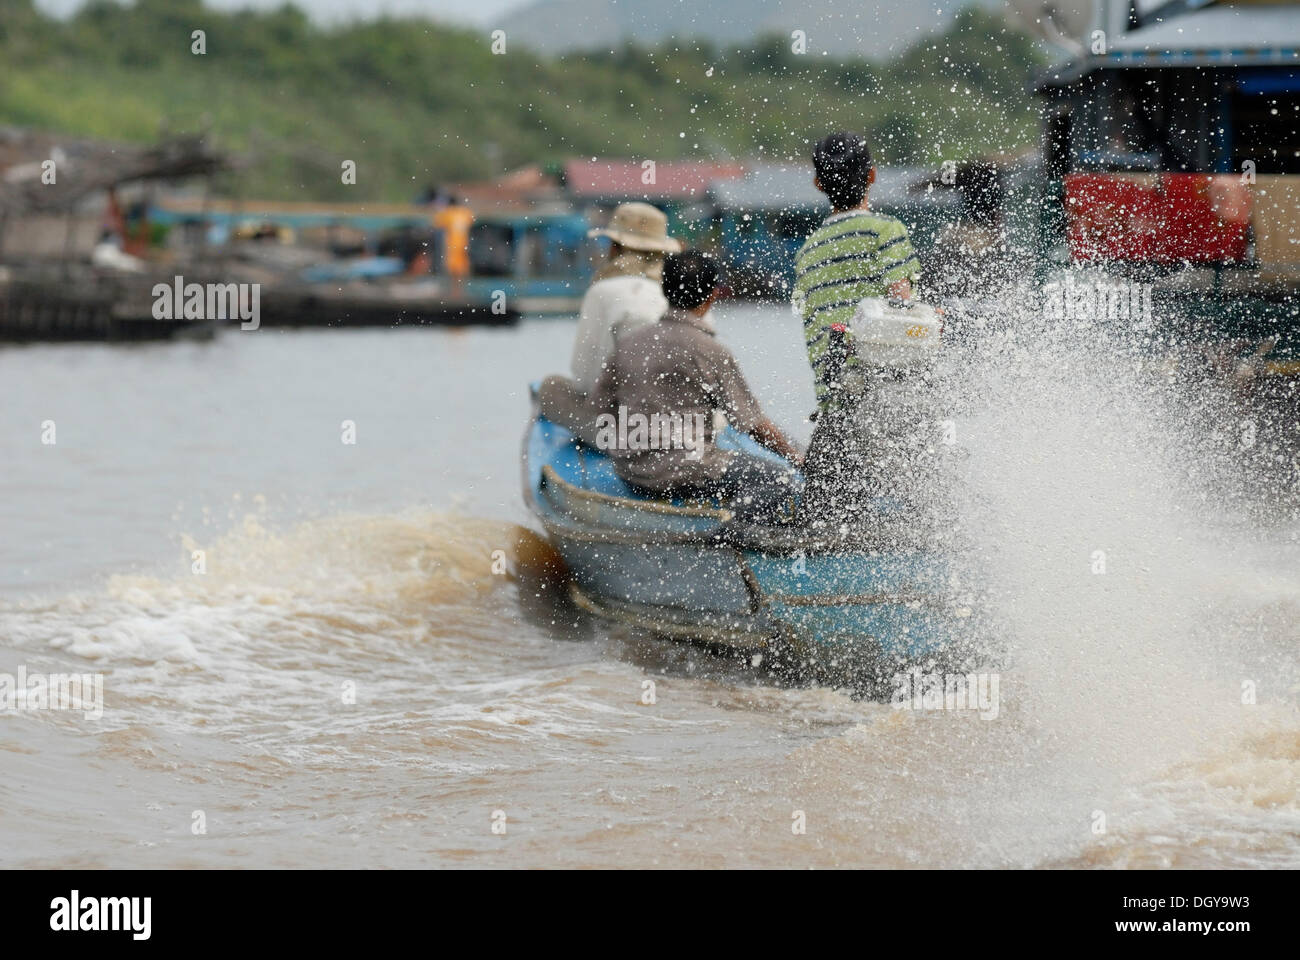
top-left (563, 159), bottom-right (746, 203)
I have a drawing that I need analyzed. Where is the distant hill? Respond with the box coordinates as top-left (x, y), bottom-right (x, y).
top-left (500, 0), bottom-right (1005, 56)
top-left (0, 1), bottom-right (1046, 201)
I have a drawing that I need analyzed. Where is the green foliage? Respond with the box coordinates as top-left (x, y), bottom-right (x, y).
top-left (0, 1), bottom-right (1047, 200)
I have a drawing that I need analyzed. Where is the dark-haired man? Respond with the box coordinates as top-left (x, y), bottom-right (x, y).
top-left (590, 250), bottom-right (802, 521)
top-left (793, 132), bottom-right (928, 525)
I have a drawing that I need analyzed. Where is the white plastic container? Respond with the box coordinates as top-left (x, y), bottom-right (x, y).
top-left (848, 298), bottom-right (943, 370)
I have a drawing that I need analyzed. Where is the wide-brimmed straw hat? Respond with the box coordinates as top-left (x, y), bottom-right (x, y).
top-left (588, 202), bottom-right (682, 253)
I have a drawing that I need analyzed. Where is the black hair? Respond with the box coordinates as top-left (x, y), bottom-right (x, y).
top-left (662, 250), bottom-right (722, 310)
top-left (813, 132), bottom-right (874, 210)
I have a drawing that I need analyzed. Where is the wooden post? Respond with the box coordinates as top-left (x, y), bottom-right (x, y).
top-left (61, 207), bottom-right (77, 279)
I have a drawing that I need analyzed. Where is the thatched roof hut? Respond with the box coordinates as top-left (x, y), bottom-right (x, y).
top-left (0, 126), bottom-right (227, 217)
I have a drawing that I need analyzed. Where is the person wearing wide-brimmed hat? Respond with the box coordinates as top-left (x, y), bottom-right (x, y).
top-left (569, 202), bottom-right (683, 393)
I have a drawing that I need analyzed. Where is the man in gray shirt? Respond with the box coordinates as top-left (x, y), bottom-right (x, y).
top-left (590, 251), bottom-right (802, 521)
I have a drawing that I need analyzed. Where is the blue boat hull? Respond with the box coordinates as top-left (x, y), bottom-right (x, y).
top-left (522, 407), bottom-right (975, 681)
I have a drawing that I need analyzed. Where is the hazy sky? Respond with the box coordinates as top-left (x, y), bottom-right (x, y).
top-left (33, 0), bottom-right (520, 25)
top-left (32, 0), bottom-right (1166, 33)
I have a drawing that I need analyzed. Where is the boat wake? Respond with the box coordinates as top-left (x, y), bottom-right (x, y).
top-left (0, 511), bottom-right (568, 738)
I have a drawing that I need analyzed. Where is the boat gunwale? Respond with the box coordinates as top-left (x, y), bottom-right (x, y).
top-left (524, 418), bottom-right (733, 547)
top-left (532, 502), bottom-right (733, 547)
top-left (541, 464), bottom-right (733, 520)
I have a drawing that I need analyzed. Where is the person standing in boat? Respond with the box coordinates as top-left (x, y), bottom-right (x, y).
top-left (792, 132), bottom-right (929, 528)
top-left (570, 202), bottom-right (682, 394)
top-left (432, 196), bottom-right (475, 298)
top-left (589, 250), bottom-right (803, 522)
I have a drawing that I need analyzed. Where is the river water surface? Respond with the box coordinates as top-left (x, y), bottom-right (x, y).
top-left (1, 304), bottom-right (1297, 868)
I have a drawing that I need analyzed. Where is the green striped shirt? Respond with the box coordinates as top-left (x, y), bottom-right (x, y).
top-left (793, 211), bottom-right (921, 409)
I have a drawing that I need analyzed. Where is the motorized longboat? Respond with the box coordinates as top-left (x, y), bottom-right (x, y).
top-left (521, 324), bottom-right (980, 691)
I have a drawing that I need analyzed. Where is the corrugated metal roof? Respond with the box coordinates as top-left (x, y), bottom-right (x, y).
top-left (1040, 2), bottom-right (1300, 86)
top-left (709, 164), bottom-right (946, 211)
top-left (708, 164), bottom-right (824, 210)
top-left (1108, 3), bottom-right (1300, 55)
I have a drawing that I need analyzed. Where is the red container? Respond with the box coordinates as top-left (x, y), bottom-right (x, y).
top-left (1064, 173), bottom-right (1252, 264)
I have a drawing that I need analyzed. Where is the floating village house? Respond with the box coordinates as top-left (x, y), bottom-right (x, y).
top-left (0, 126), bottom-right (224, 263)
top-left (0, 126), bottom-right (226, 340)
top-left (1034, 0), bottom-right (1300, 372)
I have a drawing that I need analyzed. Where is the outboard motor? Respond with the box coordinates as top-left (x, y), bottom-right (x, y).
top-left (800, 298), bottom-right (949, 539)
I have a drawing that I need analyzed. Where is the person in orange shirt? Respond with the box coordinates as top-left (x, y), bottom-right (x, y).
top-left (432, 197), bottom-right (474, 294)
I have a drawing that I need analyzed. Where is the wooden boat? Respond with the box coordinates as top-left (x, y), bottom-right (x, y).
top-left (522, 400), bottom-right (978, 692)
